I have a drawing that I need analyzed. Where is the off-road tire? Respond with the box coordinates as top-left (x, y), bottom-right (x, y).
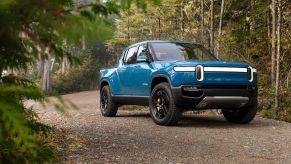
top-left (149, 82), bottom-right (182, 126)
top-left (222, 98), bottom-right (258, 124)
top-left (100, 86), bottom-right (118, 117)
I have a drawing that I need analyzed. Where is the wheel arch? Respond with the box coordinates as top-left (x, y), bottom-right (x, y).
top-left (151, 75), bottom-right (172, 91)
top-left (100, 79), bottom-right (110, 91)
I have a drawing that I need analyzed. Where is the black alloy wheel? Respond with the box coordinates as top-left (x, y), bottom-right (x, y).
top-left (152, 89), bottom-right (170, 120)
top-left (149, 82), bottom-right (181, 125)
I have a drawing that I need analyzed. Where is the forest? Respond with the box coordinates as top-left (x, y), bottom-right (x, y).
top-left (110, 0), bottom-right (291, 121)
top-left (111, 0), bottom-right (291, 122)
top-left (0, 0), bottom-right (290, 162)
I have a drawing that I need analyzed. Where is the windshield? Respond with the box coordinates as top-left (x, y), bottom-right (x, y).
top-left (150, 42), bottom-right (217, 61)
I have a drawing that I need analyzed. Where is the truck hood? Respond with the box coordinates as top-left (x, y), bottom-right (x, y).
top-left (152, 60), bottom-right (252, 69)
top-left (172, 60), bottom-right (251, 68)
top-left (152, 60), bottom-right (256, 86)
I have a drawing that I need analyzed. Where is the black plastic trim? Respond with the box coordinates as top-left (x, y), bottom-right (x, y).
top-left (112, 95), bottom-right (149, 106)
top-left (171, 85), bottom-right (257, 110)
top-left (151, 74), bottom-right (172, 89)
top-left (100, 79), bottom-right (112, 91)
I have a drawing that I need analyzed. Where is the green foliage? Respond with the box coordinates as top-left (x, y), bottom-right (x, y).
top-left (52, 43), bottom-right (111, 94)
top-left (0, 0), bottom-right (76, 161)
top-left (0, 0), bottom-right (158, 72)
top-left (0, 78), bottom-right (58, 162)
top-left (113, 0), bottom-right (291, 122)
top-left (106, 38), bottom-right (133, 57)
top-left (0, 0), bottom-right (161, 162)
top-left (52, 37), bottom-right (135, 94)
top-left (260, 86), bottom-right (291, 122)
top-left (52, 50), bottom-right (97, 94)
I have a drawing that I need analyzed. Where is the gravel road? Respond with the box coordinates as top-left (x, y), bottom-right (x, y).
top-left (29, 90), bottom-right (291, 163)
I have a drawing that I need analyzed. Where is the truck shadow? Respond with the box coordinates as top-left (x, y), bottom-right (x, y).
top-left (179, 115), bottom-right (271, 128)
top-left (179, 115), bottom-right (236, 128)
top-left (116, 111), bottom-right (270, 128)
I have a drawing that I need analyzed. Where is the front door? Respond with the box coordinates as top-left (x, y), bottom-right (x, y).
top-left (130, 44), bottom-right (153, 96)
top-left (117, 44), bottom-right (153, 96)
top-left (117, 45), bottom-right (138, 95)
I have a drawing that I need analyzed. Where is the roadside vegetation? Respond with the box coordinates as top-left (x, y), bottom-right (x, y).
top-left (0, 0), bottom-right (157, 162)
top-left (47, 0), bottom-right (291, 121)
top-left (106, 0), bottom-right (291, 122)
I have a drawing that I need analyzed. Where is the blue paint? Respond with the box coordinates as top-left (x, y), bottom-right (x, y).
top-left (100, 40), bottom-right (257, 96)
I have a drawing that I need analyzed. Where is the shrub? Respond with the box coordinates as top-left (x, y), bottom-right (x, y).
top-left (0, 76), bottom-right (59, 163)
top-left (52, 55), bottom-right (98, 94)
top-left (259, 85), bottom-right (291, 122)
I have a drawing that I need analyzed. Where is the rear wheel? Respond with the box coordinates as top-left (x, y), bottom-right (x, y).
top-left (149, 82), bottom-right (181, 126)
top-left (100, 85), bottom-right (118, 117)
top-left (222, 99), bottom-right (257, 124)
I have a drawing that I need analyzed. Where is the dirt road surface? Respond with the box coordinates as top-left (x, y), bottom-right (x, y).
top-left (29, 91), bottom-right (291, 163)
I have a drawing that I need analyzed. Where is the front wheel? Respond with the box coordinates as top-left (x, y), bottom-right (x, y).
top-left (100, 86), bottom-right (118, 117)
top-left (222, 99), bottom-right (258, 124)
top-left (149, 82), bottom-right (182, 126)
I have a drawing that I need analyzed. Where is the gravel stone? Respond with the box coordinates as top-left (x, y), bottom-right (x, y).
top-left (28, 91), bottom-right (291, 163)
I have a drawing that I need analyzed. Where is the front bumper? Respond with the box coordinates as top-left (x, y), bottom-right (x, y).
top-left (171, 85), bottom-right (257, 110)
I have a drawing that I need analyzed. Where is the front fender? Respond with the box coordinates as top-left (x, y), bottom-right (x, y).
top-left (151, 63), bottom-right (181, 87)
top-left (100, 68), bottom-right (121, 94)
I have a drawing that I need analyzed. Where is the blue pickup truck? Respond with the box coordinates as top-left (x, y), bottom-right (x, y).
top-left (99, 40), bottom-right (257, 126)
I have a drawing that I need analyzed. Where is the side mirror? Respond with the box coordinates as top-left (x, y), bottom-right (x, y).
top-left (137, 55), bottom-right (149, 63)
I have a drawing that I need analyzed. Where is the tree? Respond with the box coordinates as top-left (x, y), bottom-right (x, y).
top-left (275, 0), bottom-right (281, 112)
top-left (217, 0), bottom-right (225, 57)
top-left (111, 0), bottom-right (291, 122)
top-left (210, 0), bottom-right (215, 53)
top-left (41, 53), bottom-right (52, 92)
top-left (0, 0), bottom-right (159, 162)
top-left (201, 0), bottom-right (205, 44)
top-left (180, 0), bottom-right (185, 39)
top-left (271, 0), bottom-right (277, 85)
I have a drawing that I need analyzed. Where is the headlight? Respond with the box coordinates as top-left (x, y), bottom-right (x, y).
top-left (196, 65), bottom-right (204, 81)
top-left (248, 66), bottom-right (256, 82)
top-left (173, 66), bottom-right (196, 72)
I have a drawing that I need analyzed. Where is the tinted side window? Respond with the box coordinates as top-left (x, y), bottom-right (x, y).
top-left (124, 46), bottom-right (138, 64)
top-left (137, 44), bottom-right (153, 61)
top-left (137, 44), bottom-right (147, 56)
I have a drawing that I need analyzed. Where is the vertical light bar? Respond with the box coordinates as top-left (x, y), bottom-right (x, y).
top-left (196, 65), bottom-right (204, 81)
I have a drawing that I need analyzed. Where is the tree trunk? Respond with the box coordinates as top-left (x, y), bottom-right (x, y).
top-left (41, 49), bottom-right (52, 92)
top-left (216, 0), bottom-right (225, 57)
top-left (61, 39), bottom-right (69, 74)
top-left (250, 0), bottom-right (255, 30)
top-left (81, 36), bottom-right (86, 50)
top-left (180, 0), bottom-right (185, 40)
top-left (275, 0), bottom-right (281, 112)
top-left (61, 57), bottom-right (68, 74)
top-left (210, 0), bottom-right (214, 53)
top-left (158, 9), bottom-right (161, 40)
top-left (267, 12), bottom-right (271, 56)
top-left (271, 0), bottom-right (277, 85)
top-left (158, 17), bottom-right (161, 39)
top-left (36, 45), bottom-right (44, 78)
top-left (127, 11), bottom-right (130, 40)
top-left (201, 0), bottom-right (204, 44)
